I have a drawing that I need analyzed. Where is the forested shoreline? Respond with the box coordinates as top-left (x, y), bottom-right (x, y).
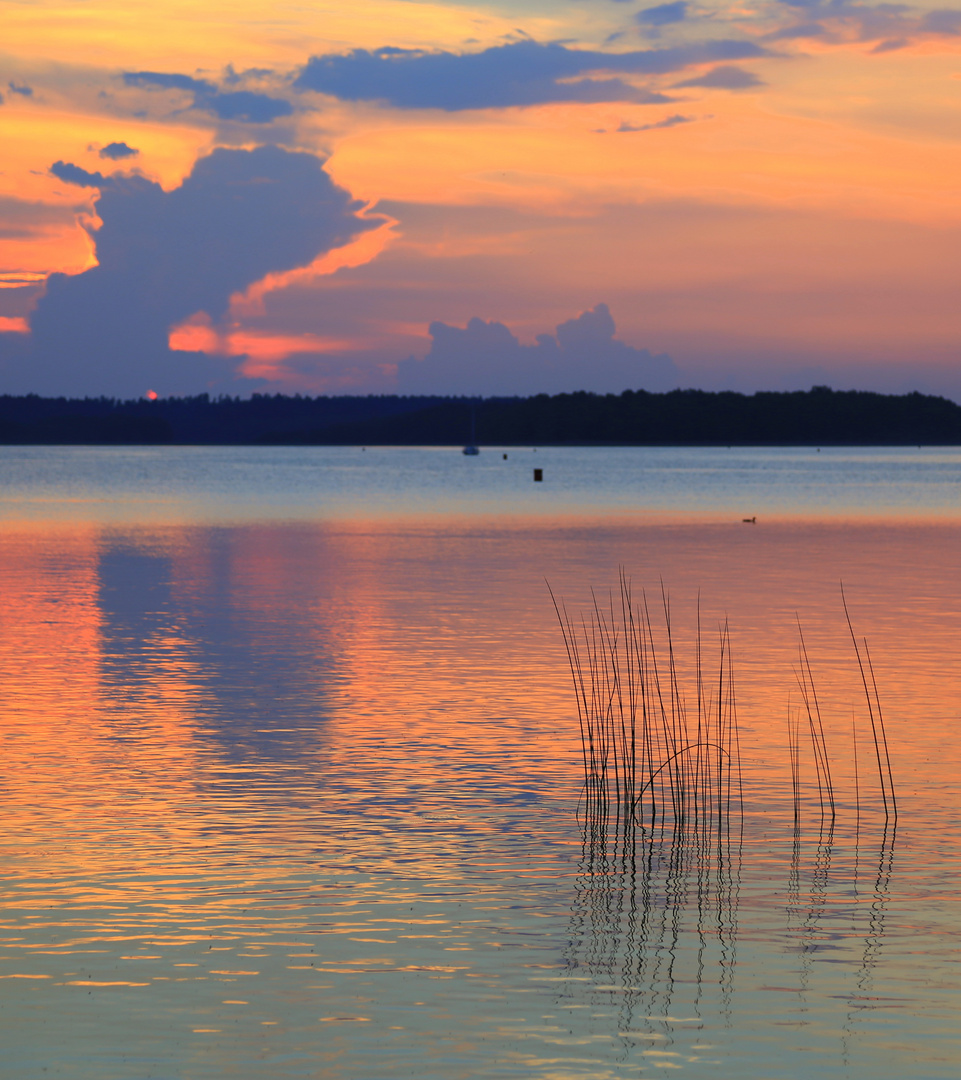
top-left (0, 385), bottom-right (958, 445)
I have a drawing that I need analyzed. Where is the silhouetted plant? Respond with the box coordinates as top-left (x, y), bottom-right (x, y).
top-left (551, 576), bottom-right (896, 839)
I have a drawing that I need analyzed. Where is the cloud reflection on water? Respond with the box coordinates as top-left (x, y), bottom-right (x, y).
top-left (96, 532), bottom-right (339, 765)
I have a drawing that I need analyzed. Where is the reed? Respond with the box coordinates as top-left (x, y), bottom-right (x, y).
top-left (794, 618), bottom-right (836, 821)
top-left (842, 585), bottom-right (897, 824)
top-left (557, 579), bottom-right (900, 1040)
top-left (552, 576), bottom-right (896, 837)
top-left (550, 573), bottom-right (742, 839)
top-left (788, 699), bottom-right (802, 827)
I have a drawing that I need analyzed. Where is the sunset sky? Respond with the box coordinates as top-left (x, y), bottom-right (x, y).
top-left (1, 0), bottom-right (960, 399)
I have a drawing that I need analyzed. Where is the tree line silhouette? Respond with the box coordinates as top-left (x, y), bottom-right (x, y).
top-left (0, 385), bottom-right (958, 445)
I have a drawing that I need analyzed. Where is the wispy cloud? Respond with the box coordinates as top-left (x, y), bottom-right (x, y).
top-left (636, 2), bottom-right (689, 27)
top-left (673, 65), bottom-right (764, 89)
top-left (765, 0), bottom-right (961, 46)
top-left (617, 113), bottom-right (695, 131)
top-left (122, 70), bottom-right (292, 123)
top-left (293, 39), bottom-right (771, 111)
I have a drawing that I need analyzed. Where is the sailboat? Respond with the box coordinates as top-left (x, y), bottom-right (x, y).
top-left (463, 407), bottom-right (480, 455)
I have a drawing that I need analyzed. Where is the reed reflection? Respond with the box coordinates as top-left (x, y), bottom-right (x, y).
top-left (562, 760), bottom-right (900, 1064)
top-left (783, 815), bottom-right (899, 1064)
top-left (563, 814), bottom-right (742, 1046)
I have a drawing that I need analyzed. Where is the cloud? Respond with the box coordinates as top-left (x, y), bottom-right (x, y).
top-left (223, 64), bottom-right (275, 85)
top-left (122, 70), bottom-right (293, 123)
top-left (99, 142), bottom-right (139, 160)
top-left (203, 89), bottom-right (293, 123)
top-left (3, 146), bottom-right (379, 397)
top-left (764, 21), bottom-right (828, 40)
top-left (766, 0), bottom-right (961, 46)
top-left (618, 113), bottom-right (695, 131)
top-left (293, 39), bottom-right (770, 111)
top-left (673, 65), bottom-right (764, 89)
top-left (0, 195), bottom-right (78, 239)
top-left (396, 303), bottom-right (680, 395)
top-left (123, 71), bottom-right (203, 93)
top-left (50, 161), bottom-right (113, 188)
top-left (636, 2), bottom-right (689, 27)
top-left (8, 82), bottom-right (33, 97)
top-left (921, 9), bottom-right (961, 34)
top-left (871, 37), bottom-right (910, 51)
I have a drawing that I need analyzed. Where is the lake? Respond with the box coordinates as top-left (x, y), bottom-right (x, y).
top-left (1, 445), bottom-right (959, 1079)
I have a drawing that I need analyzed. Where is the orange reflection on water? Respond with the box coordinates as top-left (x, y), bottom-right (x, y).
top-left (0, 528), bottom-right (223, 874)
top-left (0, 516), bottom-right (959, 885)
top-left (0, 511), bottom-right (960, 1080)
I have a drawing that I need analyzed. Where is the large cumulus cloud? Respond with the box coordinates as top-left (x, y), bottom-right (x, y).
top-left (397, 303), bottom-right (680, 395)
top-left (293, 39), bottom-right (770, 111)
top-left (4, 146), bottom-right (378, 397)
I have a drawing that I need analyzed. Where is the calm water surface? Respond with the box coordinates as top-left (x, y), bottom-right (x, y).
top-left (1, 446), bottom-right (960, 1079)
top-left (0, 444), bottom-right (959, 523)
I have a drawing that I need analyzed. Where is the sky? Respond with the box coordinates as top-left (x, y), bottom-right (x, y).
top-left (1, 0), bottom-right (960, 400)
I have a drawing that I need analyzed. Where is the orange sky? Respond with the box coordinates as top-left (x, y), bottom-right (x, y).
top-left (1, 0), bottom-right (960, 397)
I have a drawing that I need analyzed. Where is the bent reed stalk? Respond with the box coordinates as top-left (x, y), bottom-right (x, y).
top-left (549, 572), bottom-right (742, 839)
top-left (551, 575), bottom-right (897, 836)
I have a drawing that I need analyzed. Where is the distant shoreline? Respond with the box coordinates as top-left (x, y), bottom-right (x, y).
top-left (0, 386), bottom-right (958, 446)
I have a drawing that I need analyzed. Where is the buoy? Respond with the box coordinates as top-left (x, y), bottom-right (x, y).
top-left (534, 468), bottom-right (543, 482)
